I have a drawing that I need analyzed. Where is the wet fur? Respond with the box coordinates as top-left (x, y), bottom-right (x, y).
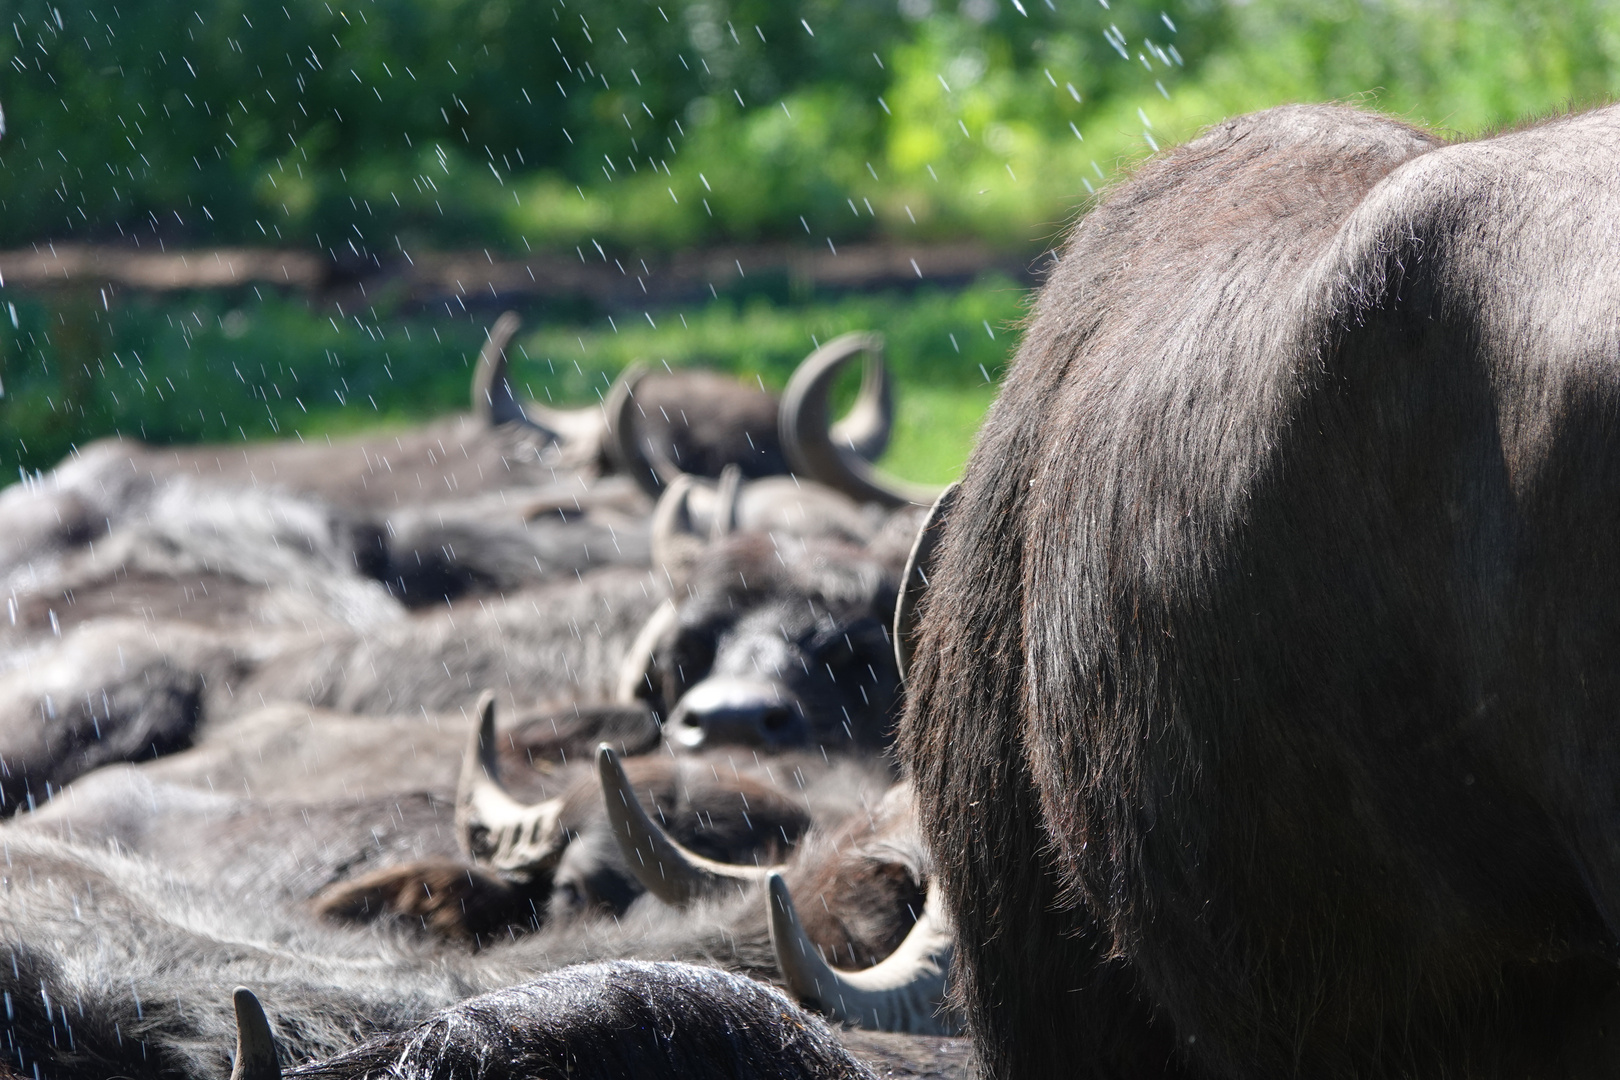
top-left (0, 832), bottom-right (821, 1080)
top-left (284, 961), bottom-right (875, 1080)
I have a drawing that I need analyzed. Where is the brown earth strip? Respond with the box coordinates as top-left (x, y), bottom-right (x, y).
top-left (0, 241), bottom-right (1040, 309)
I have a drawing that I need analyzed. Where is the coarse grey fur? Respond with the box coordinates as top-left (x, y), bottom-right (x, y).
top-left (0, 830), bottom-right (821, 1080)
top-left (376, 478), bottom-right (652, 607)
top-left (237, 567), bottom-right (664, 718)
top-left (2, 479), bottom-right (402, 650)
top-left (0, 618), bottom-right (254, 813)
top-left (0, 562), bottom-right (662, 812)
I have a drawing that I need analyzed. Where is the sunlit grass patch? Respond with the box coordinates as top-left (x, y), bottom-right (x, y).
top-left (0, 277), bottom-right (1023, 486)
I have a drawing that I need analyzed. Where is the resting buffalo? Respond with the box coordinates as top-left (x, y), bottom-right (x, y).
top-left (275, 963), bottom-right (877, 1080)
top-left (0, 831), bottom-right (919, 1080)
top-left (0, 479), bottom-right (915, 808)
top-left (902, 103), bottom-right (1620, 1078)
top-left (0, 314), bottom-right (896, 611)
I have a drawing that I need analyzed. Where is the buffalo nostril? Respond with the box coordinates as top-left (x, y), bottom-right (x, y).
top-left (666, 678), bottom-right (806, 748)
top-left (670, 713), bottom-right (707, 749)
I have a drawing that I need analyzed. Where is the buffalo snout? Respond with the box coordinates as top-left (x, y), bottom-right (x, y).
top-left (665, 676), bottom-right (808, 749)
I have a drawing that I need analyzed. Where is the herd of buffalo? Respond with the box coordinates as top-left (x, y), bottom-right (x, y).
top-left (3, 101), bottom-right (1620, 1078)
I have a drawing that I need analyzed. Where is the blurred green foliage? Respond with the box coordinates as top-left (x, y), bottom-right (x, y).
top-left (5, 0), bottom-right (1620, 254)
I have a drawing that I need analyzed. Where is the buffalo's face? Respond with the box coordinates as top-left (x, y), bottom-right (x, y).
top-left (649, 537), bottom-right (901, 753)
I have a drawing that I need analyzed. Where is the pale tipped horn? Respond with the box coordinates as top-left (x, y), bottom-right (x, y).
top-left (829, 338), bottom-right (895, 463)
top-left (780, 332), bottom-right (942, 508)
top-left (711, 463), bottom-right (743, 540)
top-left (472, 311), bottom-right (531, 426)
top-left (474, 312), bottom-right (611, 460)
top-left (614, 598), bottom-right (680, 705)
top-left (894, 482), bottom-right (959, 682)
top-left (229, 987), bottom-right (281, 1080)
top-left (605, 363), bottom-right (683, 496)
top-left (454, 692), bottom-right (566, 877)
top-left (649, 473), bottom-right (711, 581)
top-left (597, 743), bottom-right (775, 906)
top-left (767, 872), bottom-right (959, 1035)
top-left (648, 465), bottom-right (741, 564)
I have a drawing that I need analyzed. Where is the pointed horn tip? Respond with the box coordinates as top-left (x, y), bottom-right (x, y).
top-left (458, 691), bottom-right (504, 805)
top-left (605, 363), bottom-right (669, 497)
top-left (767, 870), bottom-right (959, 1035)
top-left (486, 312), bottom-right (522, 356)
top-left (781, 332), bottom-right (939, 508)
top-left (599, 743), bottom-right (774, 906)
top-left (230, 986), bottom-right (280, 1080)
top-left (766, 871), bottom-right (799, 932)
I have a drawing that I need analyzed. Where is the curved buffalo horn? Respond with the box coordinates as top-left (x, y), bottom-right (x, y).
top-left (454, 692), bottom-right (567, 877)
top-left (894, 482), bottom-right (960, 682)
top-left (649, 473), bottom-right (710, 583)
top-left (614, 598), bottom-right (680, 705)
top-left (767, 873), bottom-right (959, 1036)
top-left (829, 338), bottom-right (894, 463)
top-left (229, 987), bottom-right (281, 1080)
top-left (604, 363), bottom-right (685, 497)
top-left (473, 312), bottom-right (611, 460)
top-left (597, 744), bottom-right (775, 906)
top-left (471, 311), bottom-right (531, 426)
top-left (646, 464), bottom-right (744, 581)
top-left (711, 463), bottom-right (743, 540)
top-left (780, 332), bottom-right (942, 508)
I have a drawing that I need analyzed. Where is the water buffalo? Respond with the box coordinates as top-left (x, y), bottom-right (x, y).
top-left (311, 696), bottom-right (846, 939)
top-left (0, 315), bottom-right (896, 611)
top-left (902, 103), bottom-right (1620, 1077)
top-left (19, 693), bottom-right (888, 946)
top-left (0, 556), bottom-right (664, 812)
top-left (0, 829), bottom-right (923, 1080)
top-left (0, 483), bottom-right (911, 806)
top-left (1, 479), bottom-right (403, 651)
top-left (270, 963), bottom-right (878, 1080)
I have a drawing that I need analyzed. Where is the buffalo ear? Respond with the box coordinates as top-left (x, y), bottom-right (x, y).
top-left (894, 483), bottom-right (959, 682)
top-left (312, 857), bottom-right (532, 941)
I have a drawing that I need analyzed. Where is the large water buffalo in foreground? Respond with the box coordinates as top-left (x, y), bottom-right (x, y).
top-left (902, 103), bottom-right (1620, 1078)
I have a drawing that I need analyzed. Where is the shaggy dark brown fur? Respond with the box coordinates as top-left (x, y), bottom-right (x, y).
top-left (628, 369), bottom-right (788, 481)
top-left (902, 102), bottom-right (1620, 1078)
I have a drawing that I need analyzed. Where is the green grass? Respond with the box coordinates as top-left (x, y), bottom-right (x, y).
top-left (879, 383), bottom-right (999, 486)
top-left (0, 277), bottom-right (1026, 485)
top-left (9, 0), bottom-right (1620, 489)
